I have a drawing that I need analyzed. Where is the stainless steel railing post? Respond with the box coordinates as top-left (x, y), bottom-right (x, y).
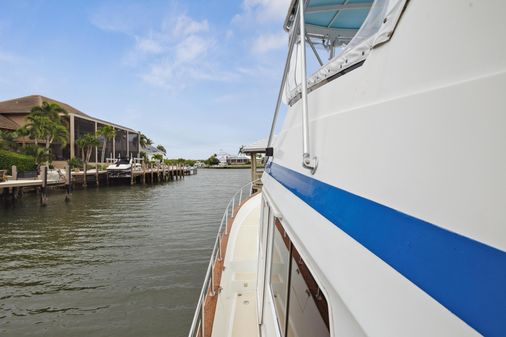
top-left (298, 0), bottom-right (318, 174)
top-left (231, 196), bottom-right (235, 218)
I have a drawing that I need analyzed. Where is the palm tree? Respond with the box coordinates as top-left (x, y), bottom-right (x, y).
top-left (97, 125), bottom-right (116, 163)
top-left (30, 101), bottom-right (68, 122)
top-left (76, 133), bottom-right (100, 164)
top-left (43, 121), bottom-right (67, 151)
top-left (156, 144), bottom-right (166, 154)
top-left (139, 133), bottom-right (153, 149)
top-left (24, 102), bottom-right (69, 164)
top-left (24, 114), bottom-right (48, 146)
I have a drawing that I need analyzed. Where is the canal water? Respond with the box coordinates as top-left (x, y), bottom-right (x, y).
top-left (0, 168), bottom-right (250, 337)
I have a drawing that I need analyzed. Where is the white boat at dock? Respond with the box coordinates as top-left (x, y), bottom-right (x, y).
top-left (189, 1), bottom-right (506, 337)
top-left (106, 158), bottom-right (141, 178)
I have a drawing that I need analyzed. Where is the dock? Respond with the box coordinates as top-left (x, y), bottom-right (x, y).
top-left (0, 163), bottom-right (195, 206)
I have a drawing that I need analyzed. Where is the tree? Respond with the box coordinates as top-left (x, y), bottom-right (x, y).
top-left (30, 101), bottom-right (68, 122)
top-left (23, 114), bottom-right (47, 146)
top-left (23, 114), bottom-right (67, 165)
top-left (22, 145), bottom-right (50, 166)
top-left (97, 125), bottom-right (116, 163)
top-left (23, 102), bottom-right (69, 164)
top-left (152, 153), bottom-right (164, 162)
top-left (139, 133), bottom-right (152, 148)
top-left (76, 133), bottom-right (100, 165)
top-left (156, 144), bottom-right (166, 154)
top-left (0, 130), bottom-right (19, 151)
top-left (205, 154), bottom-right (220, 166)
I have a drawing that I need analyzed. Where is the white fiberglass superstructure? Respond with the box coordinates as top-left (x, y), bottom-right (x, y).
top-left (189, 1), bottom-right (506, 337)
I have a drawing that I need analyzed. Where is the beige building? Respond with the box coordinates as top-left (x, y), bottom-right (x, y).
top-left (0, 95), bottom-right (140, 164)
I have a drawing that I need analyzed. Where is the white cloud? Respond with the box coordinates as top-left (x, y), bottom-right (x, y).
top-left (240, 0), bottom-right (291, 22)
top-left (135, 35), bottom-right (165, 54)
top-left (172, 15), bottom-right (209, 37)
top-left (252, 32), bottom-right (286, 54)
top-left (175, 35), bottom-right (212, 63)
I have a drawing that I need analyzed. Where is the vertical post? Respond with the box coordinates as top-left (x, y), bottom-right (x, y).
top-left (130, 162), bottom-right (134, 185)
top-left (298, 0), bottom-right (318, 173)
top-left (126, 131), bottom-right (130, 158)
top-left (95, 164), bottom-right (99, 187)
top-left (83, 162), bottom-right (87, 188)
top-left (94, 122), bottom-right (98, 164)
top-left (65, 163), bottom-right (71, 202)
top-left (40, 166), bottom-right (47, 206)
top-left (142, 163), bottom-right (146, 185)
top-left (70, 114), bottom-right (75, 159)
top-left (112, 130), bottom-right (116, 159)
top-left (11, 165), bottom-right (17, 180)
top-left (250, 153), bottom-right (256, 182)
top-left (150, 163), bottom-right (154, 183)
top-left (225, 204), bottom-right (229, 235)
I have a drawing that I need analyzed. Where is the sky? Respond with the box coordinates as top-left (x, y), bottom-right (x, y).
top-left (0, 0), bottom-right (291, 159)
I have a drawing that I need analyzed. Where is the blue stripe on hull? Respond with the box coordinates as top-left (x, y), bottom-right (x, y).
top-left (267, 162), bottom-right (506, 337)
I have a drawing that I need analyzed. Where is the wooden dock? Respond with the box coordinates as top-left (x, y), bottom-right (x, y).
top-left (0, 163), bottom-right (190, 205)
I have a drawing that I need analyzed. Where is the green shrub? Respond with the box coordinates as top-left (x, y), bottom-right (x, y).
top-left (0, 149), bottom-right (36, 174)
top-left (68, 157), bottom-right (83, 169)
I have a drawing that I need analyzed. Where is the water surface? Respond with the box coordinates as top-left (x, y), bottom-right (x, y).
top-left (0, 168), bottom-right (250, 337)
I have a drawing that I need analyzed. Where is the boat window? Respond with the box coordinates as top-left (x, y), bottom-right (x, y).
top-left (270, 219), bottom-right (291, 335)
top-left (287, 244), bottom-right (329, 337)
top-left (270, 219), bottom-right (330, 337)
top-left (283, 0), bottom-right (407, 104)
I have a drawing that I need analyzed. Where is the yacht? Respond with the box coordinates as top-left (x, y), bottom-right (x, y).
top-left (189, 1), bottom-right (506, 337)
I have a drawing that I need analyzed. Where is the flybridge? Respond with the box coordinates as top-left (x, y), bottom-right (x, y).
top-left (267, 0), bottom-right (407, 174)
top-left (283, 0), bottom-right (374, 50)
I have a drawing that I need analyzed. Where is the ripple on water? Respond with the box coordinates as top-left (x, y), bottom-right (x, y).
top-left (0, 169), bottom-right (250, 337)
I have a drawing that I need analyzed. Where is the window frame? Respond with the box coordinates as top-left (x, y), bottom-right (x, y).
top-left (268, 217), bottom-right (331, 337)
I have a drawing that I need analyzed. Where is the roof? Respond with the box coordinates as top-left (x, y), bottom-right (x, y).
top-left (0, 95), bottom-right (137, 133)
top-left (0, 95), bottom-right (91, 118)
top-left (284, 0), bottom-right (373, 45)
top-left (143, 145), bottom-right (165, 155)
top-left (242, 136), bottom-right (276, 153)
top-left (0, 114), bottom-right (19, 130)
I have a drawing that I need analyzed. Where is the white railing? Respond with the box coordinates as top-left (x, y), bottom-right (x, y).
top-left (188, 179), bottom-right (260, 337)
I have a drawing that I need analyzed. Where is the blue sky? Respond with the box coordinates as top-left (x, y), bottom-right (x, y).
top-left (0, 0), bottom-right (290, 158)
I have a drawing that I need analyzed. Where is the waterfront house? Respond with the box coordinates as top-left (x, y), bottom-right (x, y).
top-left (143, 144), bottom-right (166, 161)
top-left (216, 150), bottom-right (250, 166)
top-left (0, 95), bottom-right (140, 166)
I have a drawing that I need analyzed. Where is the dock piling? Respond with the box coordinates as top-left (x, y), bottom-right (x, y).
top-left (83, 163), bottom-right (87, 188)
top-left (40, 166), bottom-right (48, 206)
top-left (95, 165), bottom-right (100, 187)
top-left (65, 163), bottom-right (71, 202)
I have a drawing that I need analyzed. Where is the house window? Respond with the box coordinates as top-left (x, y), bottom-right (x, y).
top-left (270, 219), bottom-right (330, 337)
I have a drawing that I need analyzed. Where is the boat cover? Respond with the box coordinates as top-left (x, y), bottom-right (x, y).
top-left (284, 0), bottom-right (408, 101)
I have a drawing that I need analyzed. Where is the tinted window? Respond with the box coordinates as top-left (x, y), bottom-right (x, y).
top-left (269, 220), bottom-right (330, 337)
top-left (270, 220), bottom-right (291, 335)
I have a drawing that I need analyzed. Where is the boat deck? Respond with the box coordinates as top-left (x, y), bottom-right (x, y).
top-left (211, 193), bottom-right (261, 337)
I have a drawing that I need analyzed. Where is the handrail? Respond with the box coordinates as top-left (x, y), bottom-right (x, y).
top-left (188, 179), bottom-right (261, 337)
top-left (266, 0), bottom-right (318, 174)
